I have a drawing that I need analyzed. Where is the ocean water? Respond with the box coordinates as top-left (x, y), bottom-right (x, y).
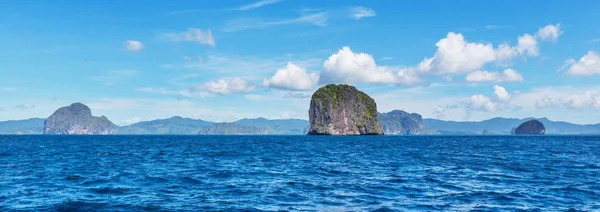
top-left (0, 135), bottom-right (599, 211)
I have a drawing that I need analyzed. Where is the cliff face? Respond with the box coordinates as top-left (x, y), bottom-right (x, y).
top-left (44, 103), bottom-right (115, 135)
top-left (514, 120), bottom-right (545, 135)
top-left (198, 123), bottom-right (268, 135)
top-left (308, 84), bottom-right (383, 135)
top-left (378, 110), bottom-right (425, 135)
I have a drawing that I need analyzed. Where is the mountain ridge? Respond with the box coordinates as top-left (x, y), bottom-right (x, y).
top-left (3, 115), bottom-right (600, 135)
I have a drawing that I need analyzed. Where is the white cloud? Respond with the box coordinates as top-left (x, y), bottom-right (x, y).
top-left (565, 51), bottom-right (600, 76)
top-left (465, 69), bottom-right (524, 82)
top-left (350, 6), bottom-right (376, 20)
top-left (535, 96), bottom-right (556, 109)
top-left (123, 40), bottom-right (143, 51)
top-left (466, 94), bottom-right (498, 112)
top-left (320, 46), bottom-right (421, 85)
top-left (263, 62), bottom-right (319, 91)
top-left (536, 24), bottom-right (562, 42)
top-left (223, 12), bottom-right (327, 32)
top-left (561, 91), bottom-right (600, 109)
top-left (420, 24), bottom-right (562, 74)
top-left (425, 32), bottom-right (496, 74)
top-left (435, 85), bottom-right (514, 115)
top-left (494, 85), bottom-right (511, 102)
top-left (238, 0), bottom-right (280, 11)
top-left (196, 78), bottom-right (257, 95)
top-left (509, 86), bottom-right (600, 112)
top-left (516, 33), bottom-right (539, 56)
top-left (164, 28), bottom-right (215, 46)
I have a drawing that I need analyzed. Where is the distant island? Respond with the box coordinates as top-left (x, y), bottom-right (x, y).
top-left (44, 103), bottom-right (115, 135)
top-left (2, 84), bottom-right (600, 135)
top-left (514, 119), bottom-right (546, 135)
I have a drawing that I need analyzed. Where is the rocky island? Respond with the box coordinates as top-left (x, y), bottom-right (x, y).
top-left (307, 84), bottom-right (384, 135)
top-left (378, 110), bottom-right (426, 135)
top-left (44, 103), bottom-right (115, 135)
top-left (514, 119), bottom-right (546, 135)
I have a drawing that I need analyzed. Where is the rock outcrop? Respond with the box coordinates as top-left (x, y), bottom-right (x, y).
top-left (308, 84), bottom-right (383, 135)
top-left (44, 103), bottom-right (115, 135)
top-left (514, 119), bottom-right (545, 135)
top-left (378, 110), bottom-right (425, 135)
top-left (198, 123), bottom-right (268, 135)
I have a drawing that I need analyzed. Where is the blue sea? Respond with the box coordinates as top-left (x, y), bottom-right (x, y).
top-left (0, 135), bottom-right (599, 211)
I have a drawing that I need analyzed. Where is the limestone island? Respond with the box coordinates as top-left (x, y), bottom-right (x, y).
top-left (44, 102), bottom-right (115, 135)
top-left (307, 84), bottom-right (384, 135)
top-left (514, 119), bottom-right (546, 135)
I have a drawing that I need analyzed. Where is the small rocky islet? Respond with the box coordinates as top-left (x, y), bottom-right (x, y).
top-left (307, 84), bottom-right (384, 135)
top-left (514, 119), bottom-right (546, 135)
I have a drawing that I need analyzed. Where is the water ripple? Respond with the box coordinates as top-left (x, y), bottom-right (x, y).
top-left (0, 135), bottom-right (599, 211)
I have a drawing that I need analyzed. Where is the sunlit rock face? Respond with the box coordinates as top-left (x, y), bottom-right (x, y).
top-left (308, 84), bottom-right (383, 136)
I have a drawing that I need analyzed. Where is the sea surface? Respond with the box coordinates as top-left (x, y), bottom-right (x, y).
top-left (0, 135), bottom-right (599, 211)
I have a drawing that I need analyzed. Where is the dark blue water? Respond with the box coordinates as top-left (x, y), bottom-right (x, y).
top-left (1, 135), bottom-right (599, 211)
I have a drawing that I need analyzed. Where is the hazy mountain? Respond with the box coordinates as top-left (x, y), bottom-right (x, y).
top-left (44, 103), bottom-right (115, 135)
top-left (424, 117), bottom-right (600, 135)
top-left (116, 116), bottom-right (214, 134)
top-left (378, 110), bottom-right (426, 135)
top-left (234, 118), bottom-right (309, 134)
top-left (3, 114), bottom-right (600, 135)
top-left (0, 118), bottom-right (45, 134)
top-left (198, 123), bottom-right (268, 135)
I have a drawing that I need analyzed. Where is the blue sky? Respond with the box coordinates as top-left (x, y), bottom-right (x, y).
top-left (1, 0), bottom-right (600, 125)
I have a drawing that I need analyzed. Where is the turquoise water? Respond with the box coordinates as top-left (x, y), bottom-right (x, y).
top-left (1, 135), bottom-right (599, 211)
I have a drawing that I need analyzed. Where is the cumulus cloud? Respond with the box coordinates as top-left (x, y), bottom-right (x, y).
top-left (124, 40), bottom-right (143, 51)
top-left (561, 91), bottom-right (600, 109)
top-left (535, 96), bottom-right (556, 109)
top-left (536, 24), bottom-right (562, 42)
top-left (420, 24), bottom-right (562, 74)
top-left (465, 85), bottom-right (513, 112)
top-left (320, 46), bottom-right (422, 85)
top-left (424, 32), bottom-right (496, 74)
top-left (195, 78), bottom-right (256, 95)
top-left (565, 51), bottom-right (600, 76)
top-left (465, 69), bottom-right (524, 82)
top-left (263, 62), bottom-right (319, 91)
top-left (350, 6), bottom-right (376, 20)
top-left (436, 85), bottom-right (514, 116)
top-left (516, 33), bottom-right (539, 56)
top-left (164, 28), bottom-right (216, 46)
top-left (494, 85), bottom-right (511, 102)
